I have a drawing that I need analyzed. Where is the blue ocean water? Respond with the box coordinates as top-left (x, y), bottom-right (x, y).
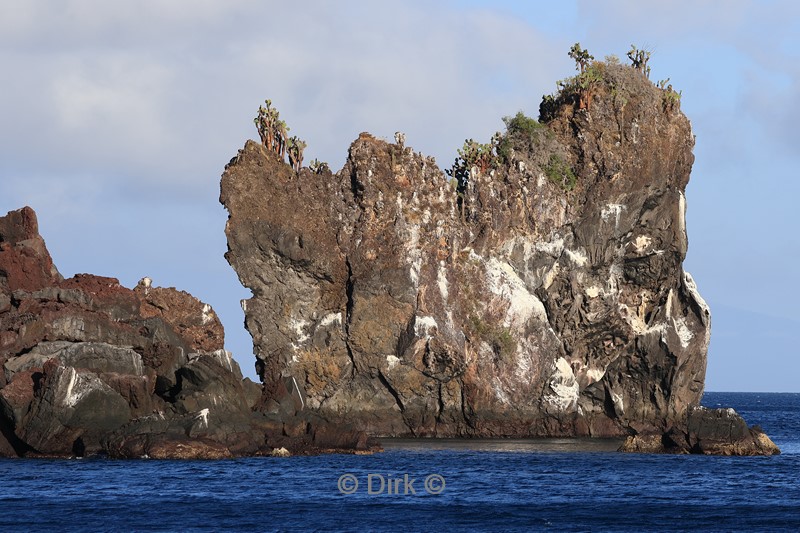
top-left (1, 392), bottom-right (798, 532)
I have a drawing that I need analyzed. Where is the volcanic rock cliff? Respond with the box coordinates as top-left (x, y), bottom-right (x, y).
top-left (221, 61), bottom-right (777, 453)
top-left (0, 207), bottom-right (374, 458)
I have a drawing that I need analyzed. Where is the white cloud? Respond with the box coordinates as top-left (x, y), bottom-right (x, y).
top-left (50, 56), bottom-right (173, 153)
top-left (3, 0), bottom-right (799, 390)
top-left (1, 0), bottom-right (564, 191)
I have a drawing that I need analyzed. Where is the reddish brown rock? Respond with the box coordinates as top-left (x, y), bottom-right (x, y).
top-left (146, 437), bottom-right (234, 460)
top-left (100, 371), bottom-right (159, 417)
top-left (107, 433), bottom-right (234, 460)
top-left (135, 285), bottom-right (225, 352)
top-left (58, 274), bottom-right (142, 318)
top-left (0, 206), bottom-right (62, 292)
top-left (0, 206), bottom-right (369, 458)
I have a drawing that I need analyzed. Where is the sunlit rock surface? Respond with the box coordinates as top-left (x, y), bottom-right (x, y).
top-left (221, 64), bottom-right (718, 442)
top-left (0, 207), bottom-right (375, 458)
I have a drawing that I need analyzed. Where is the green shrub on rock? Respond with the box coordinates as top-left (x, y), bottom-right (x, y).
top-left (544, 154), bottom-right (576, 191)
top-left (496, 111), bottom-right (545, 164)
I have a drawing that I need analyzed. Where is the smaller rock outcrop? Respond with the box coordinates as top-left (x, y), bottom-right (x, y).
top-left (619, 407), bottom-right (780, 456)
top-left (0, 207), bottom-right (377, 458)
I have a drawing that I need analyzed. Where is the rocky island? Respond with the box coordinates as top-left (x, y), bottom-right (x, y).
top-left (221, 46), bottom-right (777, 455)
top-left (0, 46), bottom-right (778, 457)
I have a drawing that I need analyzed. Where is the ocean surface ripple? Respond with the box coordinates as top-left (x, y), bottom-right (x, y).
top-left (1, 392), bottom-right (798, 532)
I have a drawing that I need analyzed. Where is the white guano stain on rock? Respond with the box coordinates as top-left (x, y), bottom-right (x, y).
top-left (406, 224), bottom-right (423, 288)
top-left (534, 235), bottom-right (565, 257)
top-left (683, 271), bottom-right (710, 325)
top-left (386, 355), bottom-right (401, 370)
top-left (486, 258), bottom-right (547, 327)
top-left (60, 367), bottom-right (96, 408)
top-left (478, 253), bottom-right (548, 329)
top-left (585, 286), bottom-right (601, 298)
top-left (289, 317), bottom-right (310, 351)
top-left (601, 204), bottom-right (625, 228)
top-left (195, 408), bottom-right (209, 428)
top-left (665, 288), bottom-right (674, 318)
top-left (633, 235), bottom-right (652, 253)
top-left (630, 119), bottom-right (640, 144)
top-left (674, 317), bottom-right (694, 348)
top-left (492, 376), bottom-right (511, 405)
top-left (565, 248), bottom-right (589, 267)
top-left (542, 263), bottom-right (560, 290)
top-left (621, 299), bottom-right (670, 341)
top-left (544, 357), bottom-right (579, 412)
top-left (201, 303), bottom-right (214, 325)
top-left (421, 208), bottom-right (431, 224)
top-left (214, 349), bottom-right (235, 372)
top-left (437, 261), bottom-right (449, 301)
top-left (611, 391), bottom-right (624, 415)
top-left (414, 315), bottom-right (438, 339)
top-left (446, 310), bottom-right (455, 329)
top-left (62, 366), bottom-right (78, 407)
top-left (586, 367), bottom-right (605, 384)
top-left (606, 262), bottom-right (623, 296)
top-left (514, 348), bottom-right (532, 381)
top-left (319, 312), bottom-right (342, 327)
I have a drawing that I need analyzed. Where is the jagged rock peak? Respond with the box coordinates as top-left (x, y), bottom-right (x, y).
top-left (221, 56), bottom-right (718, 443)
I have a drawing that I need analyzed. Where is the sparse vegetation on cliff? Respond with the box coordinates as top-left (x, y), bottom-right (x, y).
top-left (627, 44), bottom-right (652, 79)
top-left (658, 78), bottom-right (682, 111)
top-left (495, 111), bottom-right (546, 164)
top-left (254, 99), bottom-right (308, 172)
top-left (544, 154), bottom-right (577, 191)
top-left (469, 315), bottom-right (517, 365)
top-left (446, 108), bottom-right (574, 202)
top-left (309, 158), bottom-right (330, 174)
top-left (560, 43), bottom-right (604, 110)
top-left (540, 43), bottom-right (681, 120)
top-left (445, 138), bottom-right (495, 193)
top-left (254, 99), bottom-right (288, 159)
top-left (445, 44), bottom-right (688, 207)
top-left (287, 136), bottom-right (307, 172)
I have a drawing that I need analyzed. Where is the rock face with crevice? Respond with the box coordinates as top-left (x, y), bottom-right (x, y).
top-left (221, 63), bottom-right (769, 451)
top-left (0, 207), bottom-right (375, 458)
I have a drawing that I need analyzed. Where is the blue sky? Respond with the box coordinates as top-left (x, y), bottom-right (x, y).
top-left (1, 1), bottom-right (798, 391)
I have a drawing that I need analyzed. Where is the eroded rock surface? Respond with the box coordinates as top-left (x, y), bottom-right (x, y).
top-left (0, 207), bottom-right (375, 458)
top-left (222, 63), bottom-right (745, 447)
top-left (619, 407), bottom-right (780, 456)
